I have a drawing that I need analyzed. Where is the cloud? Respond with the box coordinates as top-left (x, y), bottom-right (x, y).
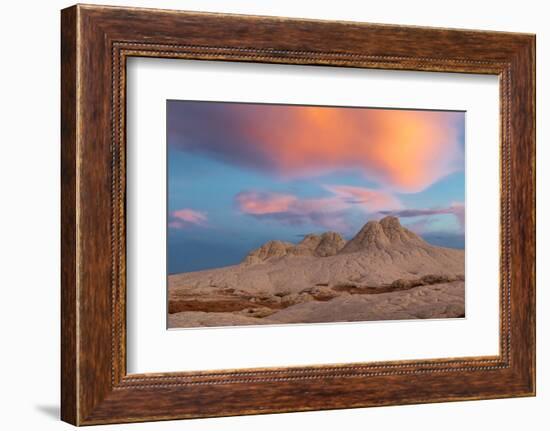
top-left (234, 191), bottom-right (297, 215)
top-left (324, 185), bottom-right (402, 212)
top-left (235, 190), bottom-right (348, 231)
top-left (235, 186), bottom-right (401, 231)
top-left (169, 208), bottom-right (208, 229)
top-left (380, 202), bottom-right (465, 231)
top-left (168, 102), bottom-right (464, 193)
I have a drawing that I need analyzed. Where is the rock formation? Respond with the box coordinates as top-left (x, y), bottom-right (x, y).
top-left (339, 216), bottom-right (424, 253)
top-left (244, 231), bottom-right (346, 263)
top-left (243, 240), bottom-right (294, 264)
top-left (315, 232), bottom-right (347, 257)
top-left (168, 216), bottom-right (465, 328)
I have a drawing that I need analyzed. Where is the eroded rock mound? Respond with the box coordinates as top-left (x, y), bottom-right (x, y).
top-left (244, 231), bottom-right (346, 264)
top-left (339, 216), bottom-right (424, 253)
top-left (315, 232), bottom-right (347, 256)
top-left (290, 234), bottom-right (322, 256)
top-left (243, 240), bottom-right (294, 264)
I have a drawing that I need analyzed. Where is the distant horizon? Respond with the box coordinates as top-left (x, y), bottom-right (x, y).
top-left (167, 100), bottom-right (465, 274)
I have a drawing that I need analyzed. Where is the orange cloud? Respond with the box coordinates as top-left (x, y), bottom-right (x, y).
top-left (169, 103), bottom-right (464, 193)
top-left (169, 208), bottom-right (208, 229)
top-left (262, 108), bottom-right (462, 192)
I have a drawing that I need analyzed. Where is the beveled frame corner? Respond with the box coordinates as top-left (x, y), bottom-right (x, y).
top-left (61, 4), bottom-right (535, 425)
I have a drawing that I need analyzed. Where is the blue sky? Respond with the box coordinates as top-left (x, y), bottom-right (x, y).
top-left (167, 100), bottom-right (465, 274)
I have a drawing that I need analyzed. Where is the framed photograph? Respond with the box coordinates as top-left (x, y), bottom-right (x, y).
top-left (61, 4), bottom-right (536, 425)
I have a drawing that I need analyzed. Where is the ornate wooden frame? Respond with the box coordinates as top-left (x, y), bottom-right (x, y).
top-left (61, 4), bottom-right (535, 425)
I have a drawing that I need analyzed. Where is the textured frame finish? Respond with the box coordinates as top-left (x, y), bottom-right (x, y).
top-left (61, 4), bottom-right (535, 425)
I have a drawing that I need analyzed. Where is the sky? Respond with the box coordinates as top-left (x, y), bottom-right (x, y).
top-left (167, 100), bottom-right (465, 274)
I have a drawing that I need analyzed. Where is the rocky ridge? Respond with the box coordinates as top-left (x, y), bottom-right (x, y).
top-left (244, 231), bottom-right (346, 264)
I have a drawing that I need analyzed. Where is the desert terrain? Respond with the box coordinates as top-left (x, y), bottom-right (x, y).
top-left (168, 216), bottom-right (465, 328)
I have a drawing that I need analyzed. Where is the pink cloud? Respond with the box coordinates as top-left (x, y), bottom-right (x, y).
top-left (235, 186), bottom-right (401, 232)
top-left (235, 191), bottom-right (348, 231)
top-left (234, 191), bottom-right (296, 215)
top-left (170, 103), bottom-right (464, 193)
top-left (324, 185), bottom-right (402, 213)
top-left (169, 208), bottom-right (208, 229)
